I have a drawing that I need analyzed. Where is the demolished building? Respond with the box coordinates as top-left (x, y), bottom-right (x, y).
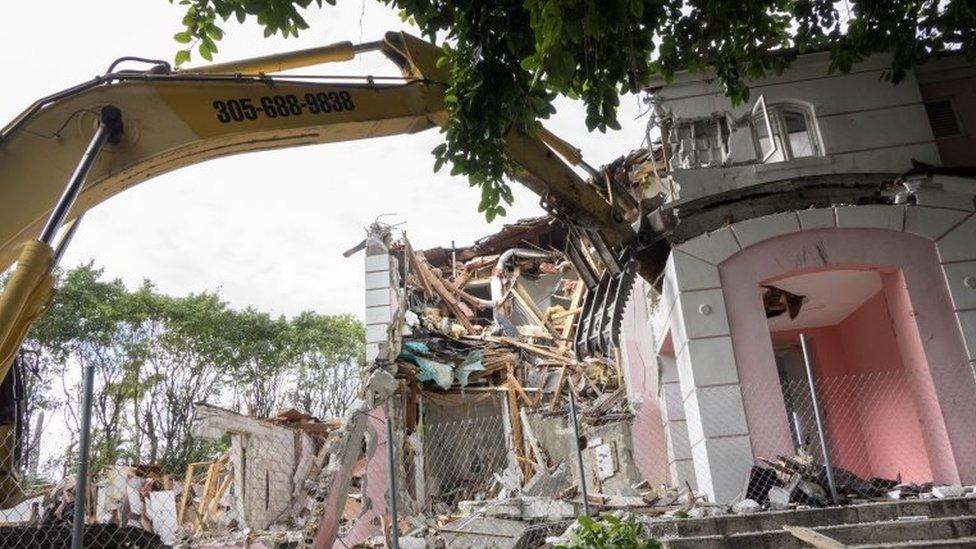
top-left (2, 50), bottom-right (974, 549)
top-left (333, 49), bottom-right (976, 545)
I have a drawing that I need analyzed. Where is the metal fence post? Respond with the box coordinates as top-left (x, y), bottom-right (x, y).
top-left (385, 416), bottom-right (400, 549)
top-left (567, 388), bottom-right (590, 516)
top-left (799, 333), bottom-right (840, 504)
top-left (71, 361), bottom-right (96, 549)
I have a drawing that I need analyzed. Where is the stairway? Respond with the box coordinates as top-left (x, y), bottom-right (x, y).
top-left (646, 497), bottom-right (976, 548)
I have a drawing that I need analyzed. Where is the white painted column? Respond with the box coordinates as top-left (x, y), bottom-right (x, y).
top-left (364, 232), bottom-right (399, 363)
top-left (666, 248), bottom-right (754, 503)
top-left (658, 355), bottom-right (696, 489)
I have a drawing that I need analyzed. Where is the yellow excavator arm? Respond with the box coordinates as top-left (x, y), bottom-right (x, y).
top-left (0, 31), bottom-right (655, 511)
top-left (0, 32), bottom-right (631, 272)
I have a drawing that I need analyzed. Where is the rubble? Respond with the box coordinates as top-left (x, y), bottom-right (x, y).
top-left (15, 214), bottom-right (972, 548)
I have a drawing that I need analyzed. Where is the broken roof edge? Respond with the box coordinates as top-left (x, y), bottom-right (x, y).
top-left (664, 169), bottom-right (976, 245)
top-left (191, 401), bottom-right (340, 439)
top-left (643, 49), bottom-right (975, 91)
top-left (420, 215), bottom-right (567, 268)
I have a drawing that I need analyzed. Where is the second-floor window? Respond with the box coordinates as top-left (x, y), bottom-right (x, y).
top-left (752, 100), bottom-right (823, 163)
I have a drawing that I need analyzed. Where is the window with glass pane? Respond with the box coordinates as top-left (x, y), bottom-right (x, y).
top-left (782, 109), bottom-right (817, 158)
top-left (751, 101), bottom-right (822, 163)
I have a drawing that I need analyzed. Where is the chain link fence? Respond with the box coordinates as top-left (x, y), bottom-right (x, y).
top-left (0, 362), bottom-right (972, 546)
top-left (681, 363), bottom-right (970, 511)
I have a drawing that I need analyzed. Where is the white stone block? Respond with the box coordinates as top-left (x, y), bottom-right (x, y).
top-left (676, 336), bottom-right (739, 394)
top-left (672, 250), bottom-right (722, 291)
top-left (365, 305), bottom-right (393, 325)
top-left (938, 214), bottom-right (976, 263)
top-left (683, 389), bottom-right (703, 445)
top-left (956, 310), bottom-right (976, 361)
top-left (915, 190), bottom-right (976, 212)
top-left (685, 385), bottom-right (748, 443)
top-left (660, 355), bottom-right (680, 384)
top-left (366, 323), bottom-right (389, 344)
top-left (942, 261), bottom-right (976, 311)
top-left (768, 486), bottom-right (791, 509)
top-left (677, 227), bottom-right (741, 266)
top-left (654, 274), bottom-right (678, 334)
top-left (691, 435), bottom-right (754, 504)
top-left (932, 484), bottom-right (965, 498)
top-left (365, 270), bottom-right (391, 290)
top-left (650, 311), bottom-right (673, 354)
top-left (676, 289), bottom-right (730, 340)
top-left (661, 381), bottom-right (685, 421)
top-left (669, 459), bottom-right (698, 490)
top-left (365, 288), bottom-right (391, 307)
top-left (661, 260), bottom-right (679, 314)
top-left (670, 295), bottom-right (688, 353)
top-left (904, 206), bottom-right (969, 241)
top-left (665, 420), bottom-right (692, 461)
top-left (365, 254), bottom-right (391, 273)
top-left (797, 208), bottom-right (835, 230)
top-left (835, 205), bottom-right (905, 231)
top-left (732, 499), bottom-right (760, 514)
top-left (730, 212), bottom-right (800, 250)
top-left (366, 342), bottom-right (381, 362)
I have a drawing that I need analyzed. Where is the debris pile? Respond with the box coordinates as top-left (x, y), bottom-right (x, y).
top-left (329, 217), bottom-right (668, 547)
top-left (0, 465), bottom-right (174, 546)
top-left (736, 450), bottom-right (976, 514)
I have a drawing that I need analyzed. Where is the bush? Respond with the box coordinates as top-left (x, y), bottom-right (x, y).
top-left (556, 514), bottom-right (661, 549)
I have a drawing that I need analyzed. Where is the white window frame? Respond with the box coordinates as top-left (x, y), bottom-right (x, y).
top-left (752, 95), bottom-right (778, 162)
top-left (750, 99), bottom-right (824, 163)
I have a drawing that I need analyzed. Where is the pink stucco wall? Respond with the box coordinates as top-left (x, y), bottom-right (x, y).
top-left (721, 228), bottom-right (976, 484)
top-left (772, 290), bottom-right (937, 483)
top-left (338, 408), bottom-right (389, 547)
top-left (621, 283), bottom-right (670, 486)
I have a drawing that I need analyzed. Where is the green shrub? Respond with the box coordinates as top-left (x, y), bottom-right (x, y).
top-left (556, 514), bottom-right (661, 549)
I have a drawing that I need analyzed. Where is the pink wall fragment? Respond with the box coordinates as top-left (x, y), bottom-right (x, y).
top-left (620, 283), bottom-right (670, 486)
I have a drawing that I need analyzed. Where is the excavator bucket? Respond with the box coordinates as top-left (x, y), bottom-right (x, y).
top-left (574, 260), bottom-right (638, 360)
top-left (560, 223), bottom-right (640, 360)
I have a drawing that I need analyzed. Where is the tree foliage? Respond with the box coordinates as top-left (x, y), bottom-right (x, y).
top-left (167, 0), bottom-right (974, 220)
top-left (15, 263), bottom-right (364, 476)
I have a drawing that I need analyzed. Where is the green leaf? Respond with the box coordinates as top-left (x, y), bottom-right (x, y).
top-left (175, 49), bottom-right (191, 66)
top-left (173, 31), bottom-right (192, 43)
top-left (198, 42), bottom-right (213, 61)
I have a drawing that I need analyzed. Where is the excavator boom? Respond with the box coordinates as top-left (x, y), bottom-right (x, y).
top-left (0, 31), bottom-right (657, 533)
top-left (0, 32), bottom-right (631, 272)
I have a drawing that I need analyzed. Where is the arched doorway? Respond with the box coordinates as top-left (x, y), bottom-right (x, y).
top-left (720, 227), bottom-right (976, 487)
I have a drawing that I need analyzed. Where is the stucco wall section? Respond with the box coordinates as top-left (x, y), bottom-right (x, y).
top-left (663, 239), bottom-right (752, 503)
top-left (654, 53), bottom-right (941, 201)
top-left (716, 213), bottom-right (976, 485)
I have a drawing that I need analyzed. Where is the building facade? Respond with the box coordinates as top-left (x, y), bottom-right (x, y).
top-left (627, 52), bottom-right (976, 503)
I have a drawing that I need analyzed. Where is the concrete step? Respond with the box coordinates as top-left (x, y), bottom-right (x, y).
top-left (660, 515), bottom-right (976, 549)
top-left (852, 535), bottom-right (976, 548)
top-left (646, 497), bottom-right (976, 539)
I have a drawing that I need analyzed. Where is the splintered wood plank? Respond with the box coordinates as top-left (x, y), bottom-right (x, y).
top-left (178, 461), bottom-right (211, 526)
top-left (409, 251), bottom-right (476, 332)
top-left (506, 366), bottom-right (532, 480)
top-left (782, 525), bottom-right (847, 548)
top-left (511, 281), bottom-right (551, 332)
top-left (550, 366), bottom-right (567, 412)
top-left (558, 279), bottom-right (585, 353)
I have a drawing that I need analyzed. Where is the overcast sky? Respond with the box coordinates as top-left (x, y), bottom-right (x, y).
top-left (1, 1), bottom-right (649, 319)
